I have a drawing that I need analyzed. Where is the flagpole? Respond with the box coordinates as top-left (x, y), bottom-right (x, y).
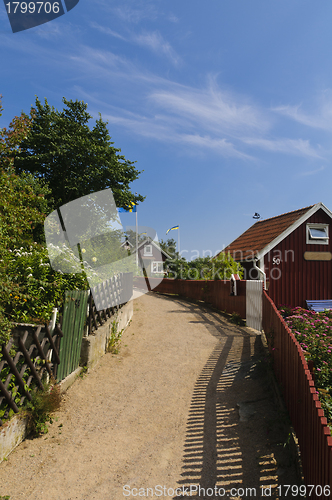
top-left (135, 195), bottom-right (138, 270)
top-left (178, 226), bottom-right (180, 258)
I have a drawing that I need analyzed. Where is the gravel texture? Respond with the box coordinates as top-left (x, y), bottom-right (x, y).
top-left (0, 292), bottom-right (301, 500)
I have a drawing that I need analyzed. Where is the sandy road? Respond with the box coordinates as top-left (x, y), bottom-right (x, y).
top-left (0, 293), bottom-right (301, 500)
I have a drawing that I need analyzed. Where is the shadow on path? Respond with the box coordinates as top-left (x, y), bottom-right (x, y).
top-left (165, 298), bottom-right (300, 500)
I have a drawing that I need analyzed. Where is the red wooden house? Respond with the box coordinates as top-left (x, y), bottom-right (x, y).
top-left (222, 202), bottom-right (332, 308)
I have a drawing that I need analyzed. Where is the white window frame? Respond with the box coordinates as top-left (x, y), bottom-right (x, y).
top-left (152, 261), bottom-right (164, 273)
top-left (306, 223), bottom-right (329, 245)
top-left (144, 244), bottom-right (153, 256)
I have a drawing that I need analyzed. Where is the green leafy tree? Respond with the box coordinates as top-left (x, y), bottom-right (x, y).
top-left (159, 238), bottom-right (178, 260)
top-left (125, 229), bottom-right (148, 247)
top-left (0, 96), bottom-right (50, 249)
top-left (0, 94), bottom-right (33, 170)
top-left (166, 253), bottom-right (243, 280)
top-left (0, 170), bottom-right (50, 343)
top-left (14, 97), bottom-right (144, 211)
top-left (0, 100), bottom-right (84, 345)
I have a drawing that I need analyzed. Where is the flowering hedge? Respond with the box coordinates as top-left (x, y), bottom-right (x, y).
top-left (279, 305), bottom-right (332, 428)
top-left (0, 243), bottom-right (89, 345)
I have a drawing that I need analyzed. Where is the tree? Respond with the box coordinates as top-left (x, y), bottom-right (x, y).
top-left (14, 97), bottom-right (144, 211)
top-left (159, 238), bottom-right (178, 260)
top-left (166, 253), bottom-right (243, 280)
top-left (0, 99), bottom-right (84, 345)
top-left (0, 97), bottom-right (50, 250)
top-left (0, 95), bottom-right (33, 171)
top-left (0, 169), bottom-right (50, 251)
top-left (125, 229), bottom-right (148, 247)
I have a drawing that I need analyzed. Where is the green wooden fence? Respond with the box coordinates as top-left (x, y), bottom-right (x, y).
top-left (57, 290), bottom-right (89, 382)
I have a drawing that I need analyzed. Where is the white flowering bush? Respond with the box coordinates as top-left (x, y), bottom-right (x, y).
top-left (0, 243), bottom-right (88, 342)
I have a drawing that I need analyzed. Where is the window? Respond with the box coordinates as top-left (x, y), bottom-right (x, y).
top-left (152, 261), bottom-right (164, 273)
top-left (143, 244), bottom-right (153, 256)
top-left (306, 223), bottom-right (329, 245)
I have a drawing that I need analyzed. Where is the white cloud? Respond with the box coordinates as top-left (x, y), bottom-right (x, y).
top-left (150, 84), bottom-right (268, 135)
top-left (102, 110), bottom-right (251, 159)
top-left (90, 22), bottom-right (180, 66)
top-left (68, 46), bottom-right (136, 80)
top-left (134, 31), bottom-right (180, 65)
top-left (242, 137), bottom-right (323, 158)
top-left (5, 31), bottom-right (323, 163)
top-left (272, 90), bottom-right (332, 132)
top-left (168, 14), bottom-right (179, 23)
top-left (296, 166), bottom-right (325, 177)
top-left (90, 22), bottom-right (126, 41)
top-left (70, 48), bottom-right (324, 161)
top-left (103, 111), bottom-right (177, 142)
top-left (179, 134), bottom-right (253, 159)
top-left (113, 4), bottom-right (158, 24)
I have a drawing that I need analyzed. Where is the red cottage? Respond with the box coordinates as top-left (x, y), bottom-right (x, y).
top-left (222, 203), bottom-right (332, 308)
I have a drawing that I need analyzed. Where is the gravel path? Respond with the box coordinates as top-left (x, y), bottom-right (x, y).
top-left (0, 292), bottom-right (301, 500)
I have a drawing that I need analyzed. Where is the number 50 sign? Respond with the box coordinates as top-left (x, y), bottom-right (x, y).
top-left (3, 0), bottom-right (79, 33)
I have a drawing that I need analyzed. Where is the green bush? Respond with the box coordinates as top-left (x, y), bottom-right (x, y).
top-left (106, 321), bottom-right (123, 354)
top-left (26, 381), bottom-right (61, 436)
top-left (230, 311), bottom-right (245, 326)
top-left (166, 253), bottom-right (243, 281)
top-left (283, 306), bottom-right (332, 428)
top-left (0, 243), bottom-right (89, 345)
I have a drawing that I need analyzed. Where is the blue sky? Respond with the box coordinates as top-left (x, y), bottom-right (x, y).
top-left (1, 0), bottom-right (332, 259)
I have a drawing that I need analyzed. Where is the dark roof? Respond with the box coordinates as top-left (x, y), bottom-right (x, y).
top-left (133, 236), bottom-right (171, 260)
top-left (222, 205), bottom-right (315, 261)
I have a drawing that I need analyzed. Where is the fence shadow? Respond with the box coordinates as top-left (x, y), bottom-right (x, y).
top-left (167, 299), bottom-right (300, 500)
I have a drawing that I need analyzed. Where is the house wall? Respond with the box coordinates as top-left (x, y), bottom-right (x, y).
top-left (263, 208), bottom-right (332, 308)
top-left (138, 244), bottom-right (166, 277)
top-left (239, 261), bottom-right (259, 280)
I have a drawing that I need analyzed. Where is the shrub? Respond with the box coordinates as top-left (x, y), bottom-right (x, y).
top-left (106, 321), bottom-right (123, 354)
top-left (26, 381), bottom-right (61, 436)
top-left (230, 311), bottom-right (245, 326)
top-left (282, 306), bottom-right (332, 427)
top-left (0, 243), bottom-right (89, 345)
top-left (165, 253), bottom-right (243, 281)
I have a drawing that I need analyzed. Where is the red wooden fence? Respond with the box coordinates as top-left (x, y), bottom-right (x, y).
top-left (262, 291), bottom-right (332, 497)
top-left (135, 277), bottom-right (332, 492)
top-left (133, 277), bottom-right (246, 318)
